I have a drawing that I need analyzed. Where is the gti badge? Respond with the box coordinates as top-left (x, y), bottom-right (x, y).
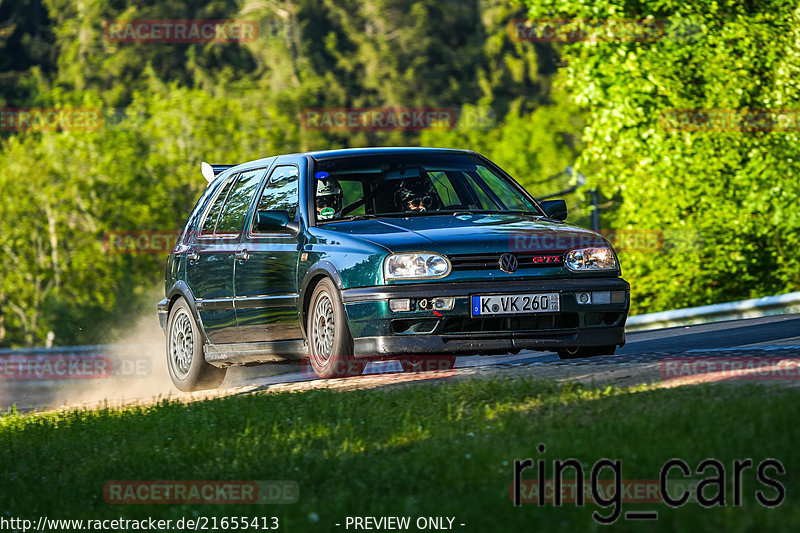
top-left (499, 253), bottom-right (519, 273)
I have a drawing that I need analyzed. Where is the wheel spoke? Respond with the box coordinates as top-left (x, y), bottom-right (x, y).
top-left (312, 293), bottom-right (335, 361)
top-left (169, 309), bottom-right (193, 378)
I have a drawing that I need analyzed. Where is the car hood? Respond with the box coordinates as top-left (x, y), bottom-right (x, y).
top-left (320, 213), bottom-right (609, 255)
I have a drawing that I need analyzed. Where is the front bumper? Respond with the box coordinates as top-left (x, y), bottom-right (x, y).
top-left (341, 277), bottom-right (629, 357)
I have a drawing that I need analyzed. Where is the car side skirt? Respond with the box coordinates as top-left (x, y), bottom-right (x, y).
top-left (203, 340), bottom-right (308, 367)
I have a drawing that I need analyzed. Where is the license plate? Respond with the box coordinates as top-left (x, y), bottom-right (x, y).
top-left (471, 293), bottom-right (560, 316)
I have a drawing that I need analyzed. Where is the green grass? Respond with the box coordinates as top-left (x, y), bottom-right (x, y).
top-left (0, 379), bottom-right (797, 531)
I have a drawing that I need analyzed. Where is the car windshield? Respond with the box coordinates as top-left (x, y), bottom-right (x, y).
top-left (312, 152), bottom-right (542, 222)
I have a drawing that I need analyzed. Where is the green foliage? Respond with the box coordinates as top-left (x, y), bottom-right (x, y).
top-left (4, 0), bottom-right (795, 344)
top-left (0, 85), bottom-right (304, 345)
top-left (0, 0), bottom-right (576, 346)
top-left (520, 0), bottom-right (800, 313)
top-left (420, 86), bottom-right (586, 216)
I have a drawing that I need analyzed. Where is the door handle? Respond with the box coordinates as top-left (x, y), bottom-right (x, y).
top-left (186, 249), bottom-right (199, 262)
top-left (235, 249), bottom-right (250, 261)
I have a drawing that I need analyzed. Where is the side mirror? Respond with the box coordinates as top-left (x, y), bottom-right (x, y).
top-left (539, 199), bottom-right (567, 221)
top-left (256, 210), bottom-right (300, 235)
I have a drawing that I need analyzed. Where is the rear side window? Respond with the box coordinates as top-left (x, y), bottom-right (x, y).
top-left (215, 168), bottom-right (265, 234)
top-left (254, 165), bottom-right (299, 225)
top-left (199, 174), bottom-right (238, 235)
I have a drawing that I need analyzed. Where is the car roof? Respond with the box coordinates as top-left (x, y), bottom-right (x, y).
top-left (207, 147), bottom-right (478, 187)
top-left (304, 146), bottom-right (475, 160)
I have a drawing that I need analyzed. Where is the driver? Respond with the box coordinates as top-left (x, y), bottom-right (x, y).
top-left (316, 179), bottom-right (343, 220)
top-left (394, 177), bottom-right (439, 213)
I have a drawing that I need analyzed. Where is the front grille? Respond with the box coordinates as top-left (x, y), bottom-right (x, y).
top-left (440, 313), bottom-right (579, 334)
top-left (448, 252), bottom-right (563, 271)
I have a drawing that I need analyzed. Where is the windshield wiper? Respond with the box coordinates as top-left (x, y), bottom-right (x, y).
top-left (450, 210), bottom-right (543, 218)
top-left (326, 213), bottom-right (405, 222)
top-left (508, 210), bottom-right (545, 219)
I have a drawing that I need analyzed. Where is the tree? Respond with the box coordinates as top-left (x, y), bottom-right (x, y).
top-left (519, 0), bottom-right (800, 313)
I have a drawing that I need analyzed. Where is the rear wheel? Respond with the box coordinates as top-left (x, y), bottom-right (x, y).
top-left (166, 298), bottom-right (226, 391)
top-left (307, 278), bottom-right (366, 378)
top-left (557, 345), bottom-right (617, 360)
top-left (400, 356), bottom-right (456, 372)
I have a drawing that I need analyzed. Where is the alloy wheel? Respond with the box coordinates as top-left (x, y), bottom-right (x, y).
top-left (312, 293), bottom-right (336, 361)
top-left (169, 308), bottom-right (194, 378)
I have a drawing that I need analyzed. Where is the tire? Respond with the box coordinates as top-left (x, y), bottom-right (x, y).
top-left (557, 345), bottom-right (617, 360)
top-left (307, 278), bottom-right (366, 378)
top-left (166, 298), bottom-right (227, 391)
top-left (400, 356), bottom-right (456, 372)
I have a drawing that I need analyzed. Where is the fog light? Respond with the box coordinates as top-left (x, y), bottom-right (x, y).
top-left (433, 297), bottom-right (454, 310)
top-left (576, 292), bottom-right (591, 304)
top-left (389, 298), bottom-right (411, 312)
top-left (592, 291), bottom-right (611, 304)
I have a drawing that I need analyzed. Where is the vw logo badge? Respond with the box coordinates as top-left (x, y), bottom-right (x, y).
top-left (499, 253), bottom-right (518, 273)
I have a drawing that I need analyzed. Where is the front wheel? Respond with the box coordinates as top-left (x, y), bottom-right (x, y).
top-left (307, 278), bottom-right (366, 379)
top-left (166, 298), bottom-right (227, 391)
top-left (400, 356), bottom-right (456, 372)
top-left (557, 345), bottom-right (617, 360)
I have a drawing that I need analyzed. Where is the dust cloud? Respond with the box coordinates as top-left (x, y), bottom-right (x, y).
top-left (0, 312), bottom-right (182, 413)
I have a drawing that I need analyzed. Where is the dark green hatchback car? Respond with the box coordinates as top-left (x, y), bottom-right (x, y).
top-left (158, 147), bottom-right (629, 391)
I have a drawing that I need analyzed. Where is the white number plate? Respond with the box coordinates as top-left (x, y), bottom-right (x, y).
top-left (471, 293), bottom-right (560, 316)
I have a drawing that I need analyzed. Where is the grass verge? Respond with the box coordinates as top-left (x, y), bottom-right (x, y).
top-left (1, 378), bottom-right (797, 531)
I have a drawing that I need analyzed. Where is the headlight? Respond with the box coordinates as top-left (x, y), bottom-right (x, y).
top-left (565, 247), bottom-right (618, 271)
top-left (384, 253), bottom-right (451, 280)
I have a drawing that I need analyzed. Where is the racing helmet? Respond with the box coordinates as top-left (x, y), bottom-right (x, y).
top-left (394, 177), bottom-right (438, 212)
top-left (316, 179), bottom-right (343, 219)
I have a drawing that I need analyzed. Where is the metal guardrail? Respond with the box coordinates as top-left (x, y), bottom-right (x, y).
top-left (0, 344), bottom-right (159, 356)
top-left (626, 291), bottom-right (800, 332)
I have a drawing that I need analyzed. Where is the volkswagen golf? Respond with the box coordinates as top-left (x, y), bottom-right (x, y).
top-left (157, 147), bottom-right (629, 391)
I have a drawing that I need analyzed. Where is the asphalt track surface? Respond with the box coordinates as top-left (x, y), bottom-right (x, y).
top-left (223, 313), bottom-right (800, 385)
top-left (2, 314), bottom-right (798, 412)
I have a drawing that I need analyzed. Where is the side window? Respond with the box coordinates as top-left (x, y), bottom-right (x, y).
top-left (215, 168), bottom-right (265, 234)
top-left (199, 174), bottom-right (238, 235)
top-left (254, 166), bottom-right (299, 231)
